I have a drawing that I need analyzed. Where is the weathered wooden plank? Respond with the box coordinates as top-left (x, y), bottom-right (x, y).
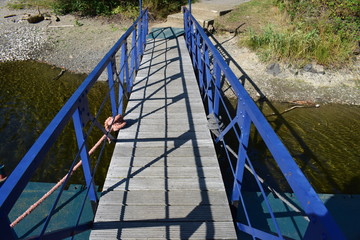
top-left (94, 205), bottom-right (233, 222)
top-left (111, 146), bottom-right (217, 158)
top-left (120, 117), bottom-right (209, 127)
top-left (91, 221), bottom-right (237, 240)
top-left (107, 156), bottom-right (220, 167)
top-left (119, 123), bottom-right (210, 133)
top-left (99, 190), bottom-right (229, 206)
top-left (117, 129), bottom-right (211, 140)
top-left (114, 139), bottom-right (213, 149)
top-left (102, 177), bottom-right (225, 191)
top-left (105, 166), bottom-right (222, 179)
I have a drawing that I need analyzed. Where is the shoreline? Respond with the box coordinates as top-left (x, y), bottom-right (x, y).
top-left (210, 33), bottom-right (360, 106)
top-left (1, 6), bottom-right (359, 105)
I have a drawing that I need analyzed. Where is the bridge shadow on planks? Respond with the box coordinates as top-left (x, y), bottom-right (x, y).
top-left (91, 28), bottom-right (236, 239)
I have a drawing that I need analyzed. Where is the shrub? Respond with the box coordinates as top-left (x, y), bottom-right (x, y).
top-left (243, 0), bottom-right (359, 66)
top-left (52, 0), bottom-right (192, 18)
top-left (52, 0), bottom-right (119, 16)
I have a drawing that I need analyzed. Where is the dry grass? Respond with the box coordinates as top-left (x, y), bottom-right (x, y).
top-left (215, 0), bottom-right (358, 67)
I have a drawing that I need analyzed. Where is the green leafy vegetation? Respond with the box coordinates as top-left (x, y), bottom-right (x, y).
top-left (216, 0), bottom-right (359, 67)
top-left (6, 0), bottom-right (54, 9)
top-left (8, 0), bottom-right (192, 18)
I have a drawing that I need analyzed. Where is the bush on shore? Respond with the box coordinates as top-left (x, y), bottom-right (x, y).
top-left (255, 0), bottom-right (359, 66)
top-left (7, 0), bottom-right (192, 18)
top-left (217, 0), bottom-right (359, 67)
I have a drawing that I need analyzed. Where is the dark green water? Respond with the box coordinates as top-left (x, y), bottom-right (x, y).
top-left (0, 61), bottom-right (114, 187)
top-left (0, 61), bottom-right (359, 194)
top-left (250, 102), bottom-right (360, 194)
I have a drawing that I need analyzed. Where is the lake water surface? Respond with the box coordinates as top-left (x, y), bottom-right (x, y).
top-left (1, 61), bottom-right (359, 194)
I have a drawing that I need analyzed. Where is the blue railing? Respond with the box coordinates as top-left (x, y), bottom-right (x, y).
top-left (184, 7), bottom-right (345, 240)
top-left (0, 9), bottom-right (148, 240)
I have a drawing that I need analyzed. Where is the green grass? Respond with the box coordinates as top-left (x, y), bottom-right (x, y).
top-left (216, 0), bottom-right (359, 67)
top-left (215, 0), bottom-right (281, 33)
top-left (7, 0), bottom-right (54, 9)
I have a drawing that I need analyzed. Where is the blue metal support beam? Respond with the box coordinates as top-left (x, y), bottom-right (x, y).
top-left (72, 107), bottom-right (98, 202)
top-left (107, 55), bottom-right (118, 117)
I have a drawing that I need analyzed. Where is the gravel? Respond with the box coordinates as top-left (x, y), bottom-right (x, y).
top-left (0, 4), bottom-right (130, 75)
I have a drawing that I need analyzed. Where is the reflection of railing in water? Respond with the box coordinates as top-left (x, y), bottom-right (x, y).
top-left (0, 9), bottom-right (148, 240)
top-left (183, 6), bottom-right (345, 240)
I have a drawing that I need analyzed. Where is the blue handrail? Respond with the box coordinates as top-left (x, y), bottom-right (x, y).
top-left (183, 7), bottom-right (345, 240)
top-left (0, 9), bottom-right (148, 240)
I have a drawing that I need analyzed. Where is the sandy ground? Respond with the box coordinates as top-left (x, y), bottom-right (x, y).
top-left (0, 0), bottom-right (359, 105)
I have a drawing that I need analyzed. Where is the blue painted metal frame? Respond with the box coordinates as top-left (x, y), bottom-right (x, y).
top-left (0, 9), bottom-right (148, 240)
top-left (184, 7), bottom-right (345, 240)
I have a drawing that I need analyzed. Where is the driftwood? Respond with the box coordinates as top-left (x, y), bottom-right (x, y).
top-left (48, 25), bottom-right (74, 28)
top-left (27, 14), bottom-right (44, 23)
top-left (266, 103), bottom-right (320, 117)
top-left (52, 69), bottom-right (66, 81)
top-left (4, 14), bottom-right (16, 18)
top-left (26, 7), bottom-right (45, 24)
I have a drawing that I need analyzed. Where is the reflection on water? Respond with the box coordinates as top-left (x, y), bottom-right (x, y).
top-left (251, 101), bottom-right (360, 194)
top-left (0, 61), bottom-right (113, 188)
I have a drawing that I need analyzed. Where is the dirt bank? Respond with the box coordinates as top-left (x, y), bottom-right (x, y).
top-left (0, 2), bottom-right (359, 105)
top-left (211, 33), bottom-right (360, 105)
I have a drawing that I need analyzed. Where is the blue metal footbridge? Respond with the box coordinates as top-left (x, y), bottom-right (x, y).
top-left (0, 3), bottom-right (347, 240)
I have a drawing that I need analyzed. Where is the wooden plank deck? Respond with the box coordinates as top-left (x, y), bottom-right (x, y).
top-left (90, 28), bottom-right (237, 239)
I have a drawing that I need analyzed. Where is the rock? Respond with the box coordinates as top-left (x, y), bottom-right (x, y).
top-left (303, 63), bottom-right (325, 74)
top-left (27, 14), bottom-right (44, 24)
top-left (303, 64), bottom-right (313, 72)
top-left (266, 63), bottom-right (281, 76)
top-left (314, 64), bottom-right (325, 75)
top-left (289, 68), bottom-right (299, 76)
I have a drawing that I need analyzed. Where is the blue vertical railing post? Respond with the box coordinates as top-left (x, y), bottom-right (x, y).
top-left (107, 56), bottom-right (118, 117)
top-left (145, 11), bottom-right (148, 36)
top-left (137, 14), bottom-right (142, 68)
top-left (191, 25), bottom-right (196, 66)
top-left (130, 28), bottom-right (137, 91)
top-left (231, 99), bottom-right (251, 203)
top-left (72, 108), bottom-right (98, 202)
top-left (120, 42), bottom-right (129, 113)
top-left (204, 45), bottom-right (213, 113)
top-left (183, 8), bottom-right (187, 47)
top-left (133, 28), bottom-right (139, 71)
top-left (139, 10), bottom-right (147, 57)
top-left (142, 11), bottom-right (148, 52)
top-left (197, 33), bottom-right (203, 91)
top-left (183, 7), bottom-right (190, 49)
top-left (213, 61), bottom-right (221, 116)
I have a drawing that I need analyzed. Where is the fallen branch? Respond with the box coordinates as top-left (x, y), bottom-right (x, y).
top-left (52, 69), bottom-right (66, 81)
top-left (4, 14), bottom-right (16, 18)
top-left (266, 104), bottom-right (320, 117)
top-left (48, 25), bottom-right (74, 28)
